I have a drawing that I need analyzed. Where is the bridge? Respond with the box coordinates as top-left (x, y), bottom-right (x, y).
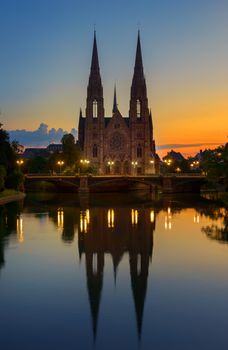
top-left (24, 174), bottom-right (207, 193)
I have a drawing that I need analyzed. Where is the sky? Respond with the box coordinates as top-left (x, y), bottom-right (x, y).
top-left (0, 0), bottom-right (228, 155)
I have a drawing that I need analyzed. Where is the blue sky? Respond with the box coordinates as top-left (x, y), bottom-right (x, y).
top-left (0, 0), bottom-right (227, 152)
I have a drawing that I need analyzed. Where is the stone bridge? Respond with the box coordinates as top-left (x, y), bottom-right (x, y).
top-left (24, 174), bottom-right (207, 193)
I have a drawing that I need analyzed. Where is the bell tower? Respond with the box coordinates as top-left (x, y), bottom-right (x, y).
top-left (84, 32), bottom-right (105, 173)
top-left (129, 32), bottom-right (156, 175)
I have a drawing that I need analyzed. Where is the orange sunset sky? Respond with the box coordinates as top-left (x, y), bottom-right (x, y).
top-left (0, 0), bottom-right (227, 156)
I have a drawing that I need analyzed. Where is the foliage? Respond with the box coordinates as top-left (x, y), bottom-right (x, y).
top-left (161, 145), bottom-right (228, 191)
top-left (0, 166), bottom-right (6, 191)
top-left (5, 170), bottom-right (24, 191)
top-left (48, 152), bottom-right (62, 174)
top-left (0, 125), bottom-right (23, 190)
top-left (199, 144), bottom-right (228, 190)
top-left (61, 134), bottom-right (81, 167)
top-left (26, 156), bottom-right (49, 174)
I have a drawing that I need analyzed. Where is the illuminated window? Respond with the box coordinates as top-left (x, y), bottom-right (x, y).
top-left (93, 144), bottom-right (98, 158)
top-left (137, 144), bottom-right (142, 158)
top-left (136, 99), bottom-right (141, 118)
top-left (93, 100), bottom-right (98, 118)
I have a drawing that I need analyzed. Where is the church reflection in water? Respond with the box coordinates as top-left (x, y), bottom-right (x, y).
top-left (0, 194), bottom-right (227, 342)
top-left (78, 206), bottom-right (155, 339)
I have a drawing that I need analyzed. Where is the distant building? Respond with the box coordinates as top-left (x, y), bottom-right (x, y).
top-left (163, 150), bottom-right (185, 162)
top-left (47, 143), bottom-right (63, 153)
top-left (22, 143), bottom-right (62, 159)
top-left (22, 148), bottom-right (49, 159)
top-left (78, 32), bottom-right (158, 175)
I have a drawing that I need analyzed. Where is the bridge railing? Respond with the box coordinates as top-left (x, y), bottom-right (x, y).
top-left (163, 173), bottom-right (205, 177)
top-left (25, 172), bottom-right (206, 178)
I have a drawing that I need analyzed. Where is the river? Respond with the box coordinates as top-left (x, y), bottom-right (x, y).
top-left (0, 192), bottom-right (227, 350)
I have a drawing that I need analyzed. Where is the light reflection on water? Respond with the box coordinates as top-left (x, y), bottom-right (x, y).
top-left (0, 193), bottom-right (227, 350)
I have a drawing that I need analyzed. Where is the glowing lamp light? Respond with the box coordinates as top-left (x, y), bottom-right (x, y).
top-left (108, 209), bottom-right (115, 228)
top-left (131, 209), bottom-right (138, 225)
top-left (150, 210), bottom-right (155, 223)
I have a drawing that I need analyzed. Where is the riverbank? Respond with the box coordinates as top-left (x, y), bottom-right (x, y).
top-left (0, 190), bottom-right (25, 205)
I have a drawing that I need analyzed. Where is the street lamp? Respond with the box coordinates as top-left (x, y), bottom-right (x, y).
top-left (166, 159), bottom-right (172, 166)
top-left (131, 161), bottom-right (138, 175)
top-left (57, 160), bottom-right (64, 174)
top-left (16, 159), bottom-right (24, 166)
top-left (190, 160), bottom-right (200, 170)
top-left (80, 159), bottom-right (90, 173)
top-left (107, 161), bottom-right (114, 174)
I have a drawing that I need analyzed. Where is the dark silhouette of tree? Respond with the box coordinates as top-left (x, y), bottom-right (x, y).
top-left (61, 133), bottom-right (81, 168)
top-left (0, 125), bottom-right (24, 190)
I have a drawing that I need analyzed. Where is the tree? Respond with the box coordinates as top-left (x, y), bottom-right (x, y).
top-left (0, 124), bottom-right (24, 190)
top-left (198, 144), bottom-right (228, 190)
top-left (61, 134), bottom-right (81, 168)
top-left (0, 166), bottom-right (6, 191)
top-left (26, 156), bottom-right (48, 174)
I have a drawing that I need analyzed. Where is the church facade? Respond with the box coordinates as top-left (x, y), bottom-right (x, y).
top-left (78, 32), bottom-right (158, 175)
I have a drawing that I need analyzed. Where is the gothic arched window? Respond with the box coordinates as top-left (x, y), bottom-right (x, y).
top-left (136, 99), bottom-right (141, 118)
top-left (93, 100), bottom-right (98, 118)
top-left (137, 144), bottom-right (142, 158)
top-left (93, 144), bottom-right (98, 158)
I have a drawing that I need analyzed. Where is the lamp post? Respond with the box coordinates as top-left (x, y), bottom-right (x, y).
top-left (57, 160), bottom-right (64, 174)
top-left (176, 167), bottom-right (181, 173)
top-left (107, 161), bottom-right (114, 174)
top-left (150, 158), bottom-right (155, 174)
top-left (131, 161), bottom-right (138, 176)
top-left (80, 159), bottom-right (90, 173)
top-left (16, 159), bottom-right (24, 167)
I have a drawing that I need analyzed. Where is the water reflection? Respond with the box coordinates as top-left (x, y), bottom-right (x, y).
top-left (0, 201), bottom-right (22, 269)
top-left (16, 215), bottom-right (24, 243)
top-left (78, 206), bottom-right (155, 339)
top-left (201, 206), bottom-right (228, 243)
top-left (0, 193), bottom-right (228, 348)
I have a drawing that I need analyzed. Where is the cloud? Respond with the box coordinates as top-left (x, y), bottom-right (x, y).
top-left (8, 123), bottom-right (78, 147)
top-left (157, 143), bottom-right (223, 150)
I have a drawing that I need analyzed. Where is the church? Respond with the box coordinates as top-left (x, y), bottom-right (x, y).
top-left (78, 32), bottom-right (158, 175)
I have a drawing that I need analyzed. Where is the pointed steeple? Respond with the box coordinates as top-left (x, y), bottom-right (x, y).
top-left (112, 84), bottom-right (118, 113)
top-left (86, 31), bottom-right (104, 119)
top-left (133, 31), bottom-right (144, 80)
top-left (130, 31), bottom-right (147, 102)
top-left (90, 31), bottom-right (100, 74)
top-left (86, 253), bottom-right (104, 341)
top-left (129, 253), bottom-right (149, 340)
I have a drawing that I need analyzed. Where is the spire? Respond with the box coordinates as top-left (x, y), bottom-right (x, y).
top-left (90, 31), bottom-right (100, 74)
top-left (129, 253), bottom-right (149, 341)
top-left (86, 253), bottom-right (104, 341)
top-left (79, 108), bottom-right (82, 119)
top-left (133, 31), bottom-right (144, 81)
top-left (112, 84), bottom-right (118, 113)
top-left (86, 31), bottom-right (103, 108)
top-left (130, 31), bottom-right (147, 102)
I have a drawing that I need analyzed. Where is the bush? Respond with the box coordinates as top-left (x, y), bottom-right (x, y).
top-left (5, 170), bottom-right (24, 191)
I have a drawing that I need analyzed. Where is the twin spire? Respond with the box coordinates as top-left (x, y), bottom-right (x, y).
top-left (88, 30), bottom-right (146, 113)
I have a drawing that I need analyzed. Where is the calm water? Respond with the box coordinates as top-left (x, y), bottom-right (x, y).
top-left (0, 192), bottom-right (228, 350)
